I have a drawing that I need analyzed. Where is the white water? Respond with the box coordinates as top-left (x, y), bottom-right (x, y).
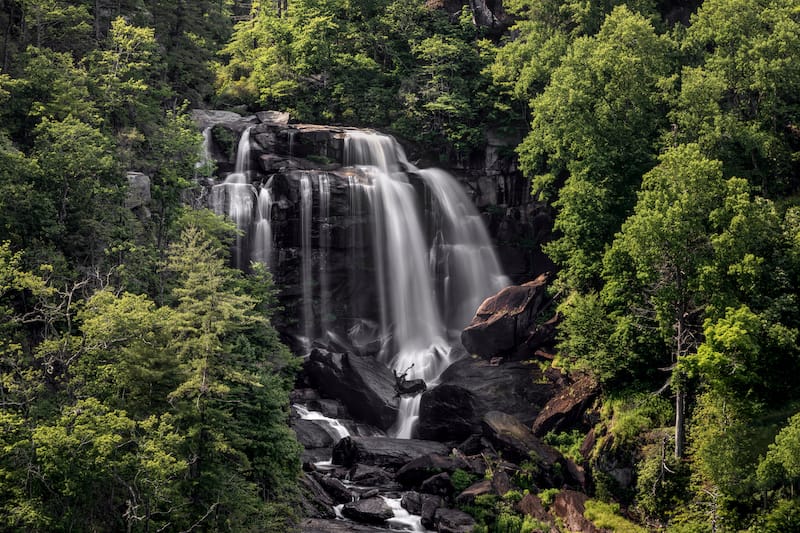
top-left (293, 404), bottom-right (350, 440)
top-left (210, 126), bottom-right (255, 268)
top-left (300, 173), bottom-right (314, 350)
top-left (383, 497), bottom-right (426, 532)
top-left (252, 185), bottom-right (273, 267)
top-left (319, 173), bottom-right (331, 332)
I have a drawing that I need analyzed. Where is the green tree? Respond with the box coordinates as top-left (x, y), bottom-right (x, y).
top-left (520, 5), bottom-right (672, 290)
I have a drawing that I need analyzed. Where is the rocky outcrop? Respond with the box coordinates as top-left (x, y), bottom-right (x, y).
top-left (552, 491), bottom-right (601, 533)
top-left (304, 349), bottom-right (398, 430)
top-left (532, 373), bottom-right (599, 436)
top-left (125, 172), bottom-right (151, 215)
top-left (461, 273), bottom-right (551, 357)
top-left (300, 518), bottom-right (395, 532)
top-left (434, 508), bottom-right (476, 533)
top-left (342, 497), bottom-right (394, 525)
top-left (417, 357), bottom-right (555, 441)
top-left (396, 453), bottom-right (469, 488)
top-left (332, 436), bottom-right (449, 470)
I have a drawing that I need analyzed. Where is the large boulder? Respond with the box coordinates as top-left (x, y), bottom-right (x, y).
top-left (304, 349), bottom-right (399, 430)
top-left (342, 497), bottom-right (394, 525)
top-left (299, 474), bottom-right (337, 519)
top-left (418, 357), bottom-right (555, 441)
top-left (300, 518), bottom-right (395, 532)
top-left (125, 172), bottom-right (151, 210)
top-left (292, 418), bottom-right (336, 449)
top-left (396, 453), bottom-right (469, 488)
top-left (433, 508), bottom-right (476, 533)
top-left (461, 273), bottom-right (550, 358)
top-left (332, 436), bottom-right (449, 471)
top-left (481, 411), bottom-right (574, 488)
top-left (532, 373), bottom-right (598, 437)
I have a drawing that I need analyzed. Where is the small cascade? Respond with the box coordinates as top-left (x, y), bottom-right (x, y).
top-left (318, 173), bottom-right (331, 333)
top-left (195, 126), bottom-right (214, 177)
top-left (210, 126), bottom-right (256, 268)
top-left (383, 497), bottom-right (426, 532)
top-left (300, 173), bottom-right (314, 350)
top-left (252, 185), bottom-right (273, 267)
top-left (293, 404), bottom-right (350, 440)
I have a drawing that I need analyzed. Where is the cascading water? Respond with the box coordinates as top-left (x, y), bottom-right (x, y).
top-left (210, 126), bottom-right (256, 268)
top-left (342, 131), bottom-right (508, 438)
top-left (300, 173), bottom-right (314, 350)
top-left (252, 184), bottom-right (273, 267)
top-left (421, 168), bottom-right (511, 332)
top-left (318, 173), bottom-right (331, 333)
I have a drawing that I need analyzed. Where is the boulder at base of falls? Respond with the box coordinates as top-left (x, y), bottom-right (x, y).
top-left (417, 357), bottom-right (555, 442)
top-left (304, 348), bottom-right (399, 430)
top-left (342, 497), bottom-right (394, 525)
top-left (433, 508), bottom-right (476, 533)
top-left (300, 518), bottom-right (395, 532)
top-left (461, 273), bottom-right (550, 358)
top-left (292, 418), bottom-right (336, 449)
top-left (310, 472), bottom-right (354, 504)
top-left (332, 436), bottom-right (449, 471)
top-left (299, 474), bottom-right (337, 519)
top-left (396, 453), bottom-right (469, 488)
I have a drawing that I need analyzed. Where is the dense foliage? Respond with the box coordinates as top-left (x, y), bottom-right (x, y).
top-left (1, 0), bottom-right (800, 531)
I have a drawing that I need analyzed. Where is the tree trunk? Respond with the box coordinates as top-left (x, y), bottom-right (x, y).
top-left (675, 387), bottom-right (685, 459)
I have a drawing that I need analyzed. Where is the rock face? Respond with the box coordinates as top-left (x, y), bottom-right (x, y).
top-left (332, 436), bottom-right (449, 470)
top-left (417, 357), bottom-right (555, 441)
top-left (552, 491), bottom-right (601, 533)
top-left (304, 349), bottom-right (398, 430)
top-left (125, 172), bottom-right (151, 212)
top-left (461, 273), bottom-right (550, 357)
top-left (532, 373), bottom-right (599, 436)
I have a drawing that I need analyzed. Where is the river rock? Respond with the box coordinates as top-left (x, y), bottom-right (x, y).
top-left (461, 273), bottom-right (550, 358)
top-left (420, 472), bottom-right (453, 497)
top-left (552, 490), bottom-right (600, 533)
top-left (434, 508), bottom-right (476, 533)
top-left (418, 357), bottom-right (555, 441)
top-left (332, 436), bottom-right (449, 470)
top-left (420, 495), bottom-right (443, 529)
top-left (304, 349), bottom-right (399, 430)
top-left (342, 497), bottom-right (394, 525)
top-left (300, 518), bottom-right (395, 532)
top-left (310, 472), bottom-right (354, 504)
top-left (396, 453), bottom-right (469, 488)
top-left (348, 464), bottom-right (397, 488)
top-left (299, 473), bottom-right (337, 519)
top-left (293, 418), bottom-right (336, 449)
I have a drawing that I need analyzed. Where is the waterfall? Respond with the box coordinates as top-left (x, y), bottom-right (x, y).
top-left (252, 185), bottom-right (273, 267)
top-left (195, 126), bottom-right (214, 177)
top-left (210, 126), bottom-right (256, 268)
top-left (421, 168), bottom-right (511, 332)
top-left (300, 173), bottom-right (314, 350)
top-left (318, 173), bottom-right (331, 333)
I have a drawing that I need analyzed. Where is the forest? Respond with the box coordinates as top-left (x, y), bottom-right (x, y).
top-left (0, 0), bottom-right (799, 531)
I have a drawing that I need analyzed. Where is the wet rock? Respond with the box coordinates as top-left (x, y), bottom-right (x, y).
top-left (420, 495), bottom-right (443, 530)
top-left (418, 358), bottom-right (555, 441)
top-left (332, 436), bottom-right (449, 471)
top-left (455, 479), bottom-right (493, 506)
top-left (434, 508), bottom-right (476, 533)
top-left (342, 497), bottom-right (394, 525)
top-left (396, 453), bottom-right (469, 488)
top-left (300, 518), bottom-right (394, 532)
top-left (552, 490), bottom-right (600, 533)
top-left (305, 349), bottom-right (399, 430)
top-left (461, 273), bottom-right (550, 358)
top-left (531, 373), bottom-right (599, 437)
top-left (256, 110), bottom-right (290, 124)
top-left (293, 418), bottom-right (336, 449)
top-left (301, 448), bottom-right (333, 466)
top-left (401, 491), bottom-right (423, 515)
top-left (348, 464), bottom-right (397, 488)
top-left (420, 472), bottom-right (453, 497)
top-left (299, 473), bottom-right (336, 519)
top-left (310, 472), bottom-right (353, 504)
